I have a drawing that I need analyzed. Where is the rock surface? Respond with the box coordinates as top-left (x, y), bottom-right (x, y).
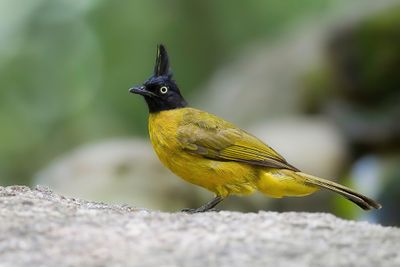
top-left (0, 186), bottom-right (399, 267)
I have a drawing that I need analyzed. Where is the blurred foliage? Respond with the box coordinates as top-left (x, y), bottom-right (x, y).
top-left (0, 0), bottom-right (342, 184)
top-left (329, 8), bottom-right (400, 103)
top-left (305, 7), bottom-right (400, 106)
top-left (304, 6), bottom-right (400, 150)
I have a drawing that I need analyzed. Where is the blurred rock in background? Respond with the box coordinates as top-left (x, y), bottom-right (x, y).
top-left (250, 117), bottom-right (348, 180)
top-left (35, 139), bottom-right (202, 211)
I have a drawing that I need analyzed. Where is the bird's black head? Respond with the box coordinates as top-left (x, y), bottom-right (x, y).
top-left (129, 44), bottom-right (187, 113)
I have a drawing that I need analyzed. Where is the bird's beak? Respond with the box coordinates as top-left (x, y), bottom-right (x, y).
top-left (129, 85), bottom-right (155, 97)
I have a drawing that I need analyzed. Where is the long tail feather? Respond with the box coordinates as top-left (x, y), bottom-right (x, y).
top-left (296, 172), bottom-right (381, 210)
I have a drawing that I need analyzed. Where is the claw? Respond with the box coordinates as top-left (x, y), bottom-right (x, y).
top-left (179, 196), bottom-right (224, 213)
top-left (180, 207), bottom-right (220, 213)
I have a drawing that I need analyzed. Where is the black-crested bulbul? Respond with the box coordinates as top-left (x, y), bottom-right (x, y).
top-left (129, 44), bottom-right (381, 213)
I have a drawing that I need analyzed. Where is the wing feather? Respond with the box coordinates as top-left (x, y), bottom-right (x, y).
top-left (177, 109), bottom-right (299, 172)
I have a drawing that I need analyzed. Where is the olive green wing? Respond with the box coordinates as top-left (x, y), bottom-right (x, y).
top-left (177, 110), bottom-right (299, 172)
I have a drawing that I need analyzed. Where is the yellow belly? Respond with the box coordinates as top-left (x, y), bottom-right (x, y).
top-left (148, 109), bottom-right (257, 197)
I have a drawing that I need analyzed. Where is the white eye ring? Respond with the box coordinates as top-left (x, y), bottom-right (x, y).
top-left (160, 86), bottom-right (168, 94)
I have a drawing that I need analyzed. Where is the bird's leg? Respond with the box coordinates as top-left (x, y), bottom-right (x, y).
top-left (181, 196), bottom-right (224, 213)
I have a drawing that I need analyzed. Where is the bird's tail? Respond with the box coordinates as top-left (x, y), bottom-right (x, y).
top-left (295, 171), bottom-right (382, 210)
top-left (257, 169), bottom-right (381, 210)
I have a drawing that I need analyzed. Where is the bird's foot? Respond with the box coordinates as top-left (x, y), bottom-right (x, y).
top-left (180, 196), bottom-right (224, 213)
top-left (180, 207), bottom-right (220, 213)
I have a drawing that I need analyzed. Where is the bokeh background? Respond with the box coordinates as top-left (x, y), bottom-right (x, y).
top-left (1, 0), bottom-right (399, 225)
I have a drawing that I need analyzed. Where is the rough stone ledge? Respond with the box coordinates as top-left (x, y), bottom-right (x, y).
top-left (0, 185), bottom-right (399, 267)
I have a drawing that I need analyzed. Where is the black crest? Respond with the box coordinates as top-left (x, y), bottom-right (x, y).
top-left (154, 44), bottom-right (171, 77)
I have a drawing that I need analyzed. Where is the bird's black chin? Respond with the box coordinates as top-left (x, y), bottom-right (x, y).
top-left (144, 95), bottom-right (188, 113)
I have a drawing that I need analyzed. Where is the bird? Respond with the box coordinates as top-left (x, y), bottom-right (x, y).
top-left (129, 44), bottom-right (381, 213)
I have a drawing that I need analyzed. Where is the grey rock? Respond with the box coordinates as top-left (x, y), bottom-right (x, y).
top-left (0, 186), bottom-right (399, 267)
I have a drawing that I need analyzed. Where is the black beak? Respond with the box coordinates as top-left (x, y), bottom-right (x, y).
top-left (129, 85), bottom-right (156, 97)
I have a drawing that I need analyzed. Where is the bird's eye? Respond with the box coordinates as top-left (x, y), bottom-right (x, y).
top-left (160, 86), bottom-right (168, 94)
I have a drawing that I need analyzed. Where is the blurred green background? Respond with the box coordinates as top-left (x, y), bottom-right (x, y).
top-left (1, 0), bottom-right (399, 225)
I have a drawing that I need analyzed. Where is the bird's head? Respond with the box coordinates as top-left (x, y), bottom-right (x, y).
top-left (129, 44), bottom-right (187, 113)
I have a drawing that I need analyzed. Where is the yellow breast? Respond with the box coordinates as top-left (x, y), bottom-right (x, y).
top-left (148, 108), bottom-right (257, 197)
